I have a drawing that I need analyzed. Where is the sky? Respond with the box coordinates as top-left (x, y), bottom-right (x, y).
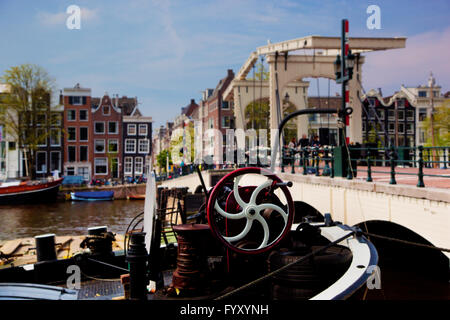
top-left (0, 0), bottom-right (449, 129)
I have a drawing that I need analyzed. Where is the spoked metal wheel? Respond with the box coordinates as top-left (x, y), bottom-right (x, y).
top-left (207, 167), bottom-right (294, 254)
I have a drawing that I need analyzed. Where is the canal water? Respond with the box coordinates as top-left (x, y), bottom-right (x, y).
top-left (0, 200), bottom-right (145, 241)
top-left (0, 200), bottom-right (448, 299)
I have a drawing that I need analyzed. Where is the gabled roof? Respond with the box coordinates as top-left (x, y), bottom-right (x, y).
top-left (182, 99), bottom-right (199, 117)
top-left (91, 95), bottom-right (141, 115)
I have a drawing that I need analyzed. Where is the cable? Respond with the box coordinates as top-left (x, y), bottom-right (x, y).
top-left (360, 231), bottom-right (450, 253)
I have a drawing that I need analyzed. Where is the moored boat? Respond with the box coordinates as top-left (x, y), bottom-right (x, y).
top-left (0, 178), bottom-right (63, 205)
top-left (70, 191), bottom-right (114, 201)
top-left (127, 194), bottom-right (145, 200)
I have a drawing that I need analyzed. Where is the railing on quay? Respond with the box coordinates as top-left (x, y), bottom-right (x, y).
top-left (280, 145), bottom-right (449, 188)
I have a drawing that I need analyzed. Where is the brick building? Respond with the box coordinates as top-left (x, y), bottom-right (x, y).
top-left (90, 94), bottom-right (123, 180)
top-left (62, 84), bottom-right (93, 181)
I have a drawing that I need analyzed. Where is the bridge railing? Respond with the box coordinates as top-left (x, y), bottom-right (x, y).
top-left (280, 145), bottom-right (450, 188)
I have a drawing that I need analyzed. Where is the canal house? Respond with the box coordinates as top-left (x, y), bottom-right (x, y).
top-left (90, 94), bottom-right (123, 181)
top-left (122, 107), bottom-right (152, 181)
top-left (62, 84), bottom-right (93, 181)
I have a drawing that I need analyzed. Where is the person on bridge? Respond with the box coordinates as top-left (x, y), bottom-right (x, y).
top-left (298, 134), bottom-right (310, 167)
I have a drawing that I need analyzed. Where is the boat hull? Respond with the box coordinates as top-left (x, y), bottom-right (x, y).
top-left (0, 179), bottom-right (63, 205)
top-left (70, 191), bottom-right (114, 201)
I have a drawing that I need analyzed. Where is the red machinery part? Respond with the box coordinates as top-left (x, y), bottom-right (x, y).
top-left (207, 167), bottom-right (294, 255)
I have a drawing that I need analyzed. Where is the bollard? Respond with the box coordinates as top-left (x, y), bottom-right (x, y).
top-left (35, 234), bottom-right (57, 262)
top-left (126, 232), bottom-right (149, 300)
top-left (443, 148), bottom-right (447, 170)
top-left (417, 146), bottom-right (425, 187)
top-left (315, 150), bottom-right (320, 176)
top-left (366, 151), bottom-right (373, 182)
top-left (389, 146), bottom-right (397, 185)
top-left (302, 148), bottom-right (307, 175)
top-left (330, 148), bottom-right (334, 178)
top-left (291, 149), bottom-right (295, 174)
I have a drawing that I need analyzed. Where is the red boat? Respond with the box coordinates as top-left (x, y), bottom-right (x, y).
top-left (0, 178), bottom-right (63, 205)
top-left (127, 194), bottom-right (145, 200)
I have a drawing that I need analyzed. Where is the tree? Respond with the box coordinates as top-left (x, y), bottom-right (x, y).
top-left (0, 64), bottom-right (60, 179)
top-left (156, 149), bottom-right (172, 173)
top-left (422, 100), bottom-right (450, 147)
top-left (247, 62), bottom-right (270, 81)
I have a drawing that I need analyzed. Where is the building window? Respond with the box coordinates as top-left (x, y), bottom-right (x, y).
top-left (72, 96), bottom-right (82, 105)
top-left (36, 128), bottom-right (47, 146)
top-left (418, 91), bottom-right (427, 97)
top-left (50, 151), bottom-right (60, 172)
top-left (66, 167), bottom-right (75, 176)
top-left (388, 110), bottom-right (395, 121)
top-left (79, 110), bottom-right (88, 121)
top-left (51, 113), bottom-right (62, 126)
top-left (36, 152), bottom-right (47, 173)
top-left (138, 124), bottom-right (147, 136)
top-left (80, 127), bottom-right (88, 141)
top-left (398, 110), bottom-right (404, 121)
top-left (37, 113), bottom-right (46, 126)
top-left (418, 108), bottom-right (427, 121)
top-left (128, 124), bottom-right (136, 135)
top-left (103, 106), bottom-right (110, 115)
top-left (221, 101), bottom-right (229, 109)
top-left (94, 158), bottom-right (108, 175)
top-left (50, 128), bottom-right (61, 146)
top-left (398, 123), bottom-right (404, 134)
top-left (8, 141), bottom-right (16, 150)
top-left (108, 122), bottom-right (118, 134)
top-left (67, 110), bottom-right (76, 121)
top-left (68, 146), bottom-right (76, 162)
top-left (67, 127), bottom-right (76, 142)
top-left (376, 109), bottom-right (384, 120)
top-left (95, 140), bottom-right (105, 153)
top-left (222, 116), bottom-right (231, 128)
top-left (125, 139), bottom-right (136, 153)
top-left (138, 139), bottom-right (149, 153)
top-left (388, 122), bottom-right (395, 134)
top-left (135, 157), bottom-right (143, 174)
top-left (80, 146), bottom-right (88, 162)
top-left (406, 123), bottom-right (413, 134)
top-left (95, 122), bottom-right (105, 134)
top-left (108, 139), bottom-right (119, 153)
top-left (419, 129), bottom-right (426, 143)
top-left (406, 110), bottom-right (414, 121)
top-left (78, 167), bottom-right (90, 181)
top-left (124, 157), bottom-right (133, 175)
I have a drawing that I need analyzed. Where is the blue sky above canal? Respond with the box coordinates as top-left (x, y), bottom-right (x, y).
top-left (0, 0), bottom-right (449, 128)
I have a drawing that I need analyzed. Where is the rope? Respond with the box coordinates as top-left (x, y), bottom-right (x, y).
top-left (214, 231), bottom-right (355, 300)
top-left (87, 257), bottom-right (130, 273)
top-left (361, 231), bottom-right (450, 253)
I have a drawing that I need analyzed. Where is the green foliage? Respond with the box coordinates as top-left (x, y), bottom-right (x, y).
top-left (0, 64), bottom-right (60, 178)
top-left (247, 62), bottom-right (269, 81)
top-left (156, 149), bottom-right (172, 173)
top-left (422, 101), bottom-right (450, 147)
